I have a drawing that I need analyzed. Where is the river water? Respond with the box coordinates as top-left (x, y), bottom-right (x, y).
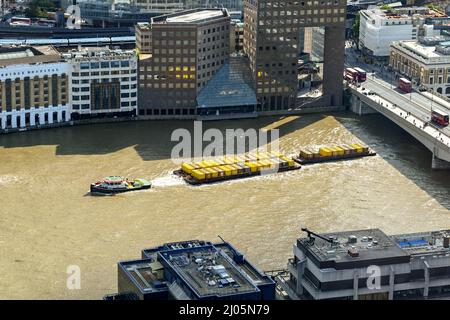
top-left (0, 112), bottom-right (449, 299)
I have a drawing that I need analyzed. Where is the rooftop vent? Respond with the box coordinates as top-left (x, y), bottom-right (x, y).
top-left (436, 44), bottom-right (450, 55)
top-left (444, 235), bottom-right (450, 249)
top-left (348, 235), bottom-right (357, 244)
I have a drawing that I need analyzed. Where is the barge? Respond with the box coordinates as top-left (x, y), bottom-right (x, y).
top-left (90, 176), bottom-right (151, 194)
top-left (174, 151), bottom-right (301, 185)
top-left (294, 143), bottom-right (376, 165)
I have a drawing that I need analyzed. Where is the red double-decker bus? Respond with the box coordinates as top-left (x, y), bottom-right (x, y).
top-left (344, 68), bottom-right (359, 82)
top-left (431, 109), bottom-right (449, 126)
top-left (354, 67), bottom-right (367, 82)
top-left (398, 78), bottom-right (412, 93)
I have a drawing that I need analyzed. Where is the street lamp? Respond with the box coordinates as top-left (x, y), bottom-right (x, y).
top-left (430, 88), bottom-right (434, 112)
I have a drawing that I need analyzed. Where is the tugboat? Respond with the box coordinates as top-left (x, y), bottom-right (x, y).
top-left (90, 176), bottom-right (151, 195)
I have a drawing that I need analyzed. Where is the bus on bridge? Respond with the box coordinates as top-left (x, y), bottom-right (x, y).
top-left (431, 109), bottom-right (449, 127)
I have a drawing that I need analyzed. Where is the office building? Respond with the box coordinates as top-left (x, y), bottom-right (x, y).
top-left (276, 228), bottom-right (450, 300)
top-left (136, 9), bottom-right (230, 118)
top-left (108, 240), bottom-right (276, 300)
top-left (65, 47), bottom-right (138, 119)
top-left (359, 7), bottom-right (448, 59)
top-left (243, 0), bottom-right (347, 111)
top-left (76, 0), bottom-right (151, 27)
top-left (0, 46), bottom-right (70, 131)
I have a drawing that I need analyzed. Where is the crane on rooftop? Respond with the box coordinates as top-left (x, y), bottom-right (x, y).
top-left (301, 227), bottom-right (336, 245)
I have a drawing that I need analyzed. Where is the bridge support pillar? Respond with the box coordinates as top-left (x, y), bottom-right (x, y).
top-left (432, 154), bottom-right (450, 170)
top-left (350, 94), bottom-right (377, 115)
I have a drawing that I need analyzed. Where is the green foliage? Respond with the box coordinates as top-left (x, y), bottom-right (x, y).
top-left (352, 12), bottom-right (360, 40)
top-left (24, 0), bottom-right (56, 18)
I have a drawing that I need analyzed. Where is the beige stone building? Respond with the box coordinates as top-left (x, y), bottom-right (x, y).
top-left (390, 39), bottom-right (450, 97)
top-left (0, 46), bottom-right (69, 130)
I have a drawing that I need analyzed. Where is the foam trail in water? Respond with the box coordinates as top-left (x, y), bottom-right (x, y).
top-left (151, 172), bottom-right (186, 187)
top-left (0, 175), bottom-right (20, 186)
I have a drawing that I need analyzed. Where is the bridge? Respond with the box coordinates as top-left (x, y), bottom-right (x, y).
top-left (348, 75), bottom-right (450, 169)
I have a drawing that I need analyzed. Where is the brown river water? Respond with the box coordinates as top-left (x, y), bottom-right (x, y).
top-left (0, 112), bottom-right (449, 299)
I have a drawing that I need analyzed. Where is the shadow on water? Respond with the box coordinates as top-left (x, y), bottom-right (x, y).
top-left (0, 115), bottom-right (324, 161)
top-left (335, 112), bottom-right (450, 211)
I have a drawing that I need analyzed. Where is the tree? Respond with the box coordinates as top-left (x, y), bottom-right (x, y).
top-left (379, 4), bottom-right (392, 10)
top-left (352, 12), bottom-right (360, 47)
top-left (24, 0), bottom-right (56, 18)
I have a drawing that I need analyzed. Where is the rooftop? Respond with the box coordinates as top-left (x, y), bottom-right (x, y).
top-left (392, 40), bottom-right (450, 63)
top-left (297, 229), bottom-right (410, 270)
top-left (391, 230), bottom-right (450, 258)
top-left (0, 45), bottom-right (61, 67)
top-left (160, 247), bottom-right (257, 297)
top-left (140, 240), bottom-right (273, 299)
top-left (61, 46), bottom-right (135, 59)
top-left (152, 8), bottom-right (229, 25)
top-left (361, 8), bottom-right (411, 20)
top-left (167, 10), bottom-right (225, 23)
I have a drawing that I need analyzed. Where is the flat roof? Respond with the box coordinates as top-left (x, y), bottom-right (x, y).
top-left (166, 10), bottom-right (225, 23)
top-left (152, 9), bottom-right (229, 25)
top-left (297, 229), bottom-right (410, 270)
top-left (119, 258), bottom-right (168, 294)
top-left (0, 45), bottom-right (61, 67)
top-left (391, 230), bottom-right (450, 257)
top-left (392, 40), bottom-right (450, 64)
top-left (141, 240), bottom-right (273, 299)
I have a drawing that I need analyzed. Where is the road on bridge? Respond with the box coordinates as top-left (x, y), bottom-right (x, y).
top-left (344, 41), bottom-right (450, 138)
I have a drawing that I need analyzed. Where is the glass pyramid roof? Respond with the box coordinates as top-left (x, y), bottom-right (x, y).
top-left (197, 56), bottom-right (257, 109)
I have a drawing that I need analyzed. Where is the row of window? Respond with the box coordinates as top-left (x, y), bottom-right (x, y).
top-left (259, 7), bottom-right (345, 17)
top-left (140, 82), bottom-right (196, 89)
top-left (72, 100), bottom-right (137, 110)
top-left (260, 0), bottom-right (343, 8)
top-left (72, 70), bottom-right (135, 77)
top-left (72, 84), bottom-right (137, 92)
top-left (79, 60), bottom-right (132, 70)
top-left (138, 107), bottom-right (196, 116)
top-left (73, 92), bottom-right (136, 100)
top-left (72, 77), bottom-right (136, 84)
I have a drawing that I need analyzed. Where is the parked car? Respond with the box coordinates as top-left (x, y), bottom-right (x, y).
top-left (418, 86), bottom-right (427, 92)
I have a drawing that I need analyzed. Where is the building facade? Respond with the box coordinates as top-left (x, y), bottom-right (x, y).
top-left (359, 8), bottom-right (417, 58)
top-left (277, 228), bottom-right (450, 300)
top-left (136, 9), bottom-right (230, 118)
top-left (242, 0), bottom-right (347, 111)
top-left (230, 20), bottom-right (244, 53)
top-left (390, 38), bottom-right (450, 97)
top-left (359, 7), bottom-right (448, 59)
top-left (66, 47), bottom-right (138, 119)
top-left (0, 46), bottom-right (70, 131)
